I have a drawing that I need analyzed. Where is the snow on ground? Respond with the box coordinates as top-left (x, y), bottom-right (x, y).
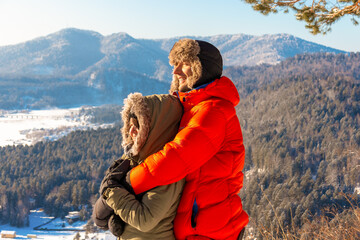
top-left (0, 108), bottom-right (107, 147)
top-left (0, 209), bottom-right (116, 240)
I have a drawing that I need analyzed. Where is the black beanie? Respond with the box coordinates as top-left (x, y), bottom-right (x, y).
top-left (193, 40), bottom-right (223, 88)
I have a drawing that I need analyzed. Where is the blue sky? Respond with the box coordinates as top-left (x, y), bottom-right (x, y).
top-left (0, 0), bottom-right (359, 52)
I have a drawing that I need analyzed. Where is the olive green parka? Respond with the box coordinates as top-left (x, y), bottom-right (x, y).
top-left (104, 93), bottom-right (185, 240)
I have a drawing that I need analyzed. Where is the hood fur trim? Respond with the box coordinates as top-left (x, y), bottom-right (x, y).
top-left (121, 93), bottom-right (151, 156)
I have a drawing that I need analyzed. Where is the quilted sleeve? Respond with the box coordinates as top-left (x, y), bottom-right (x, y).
top-left (130, 103), bottom-right (227, 194)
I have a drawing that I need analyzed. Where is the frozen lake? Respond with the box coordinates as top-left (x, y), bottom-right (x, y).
top-left (0, 108), bottom-right (109, 147)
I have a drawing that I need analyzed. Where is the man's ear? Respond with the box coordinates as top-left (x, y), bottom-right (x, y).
top-left (129, 125), bottom-right (138, 139)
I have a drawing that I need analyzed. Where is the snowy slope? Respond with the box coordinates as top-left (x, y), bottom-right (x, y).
top-left (0, 209), bottom-right (116, 240)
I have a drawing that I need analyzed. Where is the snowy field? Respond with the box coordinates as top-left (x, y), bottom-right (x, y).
top-left (0, 108), bottom-right (109, 147)
top-left (0, 209), bottom-right (116, 240)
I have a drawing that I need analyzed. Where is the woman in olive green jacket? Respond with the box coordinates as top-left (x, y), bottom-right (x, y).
top-left (94, 93), bottom-right (185, 240)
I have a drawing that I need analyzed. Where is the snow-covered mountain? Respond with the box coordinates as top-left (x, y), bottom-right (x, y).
top-left (0, 28), bottom-right (346, 78)
top-left (0, 29), bottom-right (104, 77)
top-left (0, 28), bottom-right (346, 109)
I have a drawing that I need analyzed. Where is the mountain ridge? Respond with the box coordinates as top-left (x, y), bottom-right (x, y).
top-left (0, 28), bottom-right (346, 78)
top-left (0, 28), bottom-right (347, 110)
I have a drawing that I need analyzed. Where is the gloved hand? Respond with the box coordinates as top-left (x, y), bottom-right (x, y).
top-left (100, 158), bottom-right (131, 195)
top-left (108, 214), bottom-right (125, 237)
top-left (121, 170), bottom-right (135, 195)
top-left (92, 196), bottom-right (114, 230)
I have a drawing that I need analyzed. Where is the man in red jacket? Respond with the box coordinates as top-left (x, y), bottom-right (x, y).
top-left (128, 38), bottom-right (248, 239)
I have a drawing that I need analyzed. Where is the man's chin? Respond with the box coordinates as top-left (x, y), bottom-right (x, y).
top-left (179, 84), bottom-right (192, 93)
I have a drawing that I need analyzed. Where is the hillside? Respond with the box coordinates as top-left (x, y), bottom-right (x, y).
top-left (236, 54), bottom-right (360, 238)
top-left (0, 126), bottom-right (123, 226)
top-left (0, 28), bottom-right (346, 110)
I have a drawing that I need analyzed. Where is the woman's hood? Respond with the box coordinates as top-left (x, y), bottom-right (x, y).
top-left (121, 93), bottom-right (183, 162)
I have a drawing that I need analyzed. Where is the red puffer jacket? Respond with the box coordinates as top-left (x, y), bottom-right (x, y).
top-left (130, 76), bottom-right (249, 239)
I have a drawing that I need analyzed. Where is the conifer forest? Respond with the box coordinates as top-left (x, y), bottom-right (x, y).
top-left (1, 52), bottom-right (359, 239)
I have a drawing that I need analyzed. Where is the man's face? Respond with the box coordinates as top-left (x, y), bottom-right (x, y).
top-left (173, 61), bottom-right (193, 92)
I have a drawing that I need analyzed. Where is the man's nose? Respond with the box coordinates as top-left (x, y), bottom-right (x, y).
top-left (173, 65), bottom-right (181, 75)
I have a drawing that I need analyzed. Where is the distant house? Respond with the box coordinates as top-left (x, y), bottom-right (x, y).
top-left (1, 230), bottom-right (16, 238)
top-left (65, 211), bottom-right (80, 222)
top-left (27, 234), bottom-right (37, 238)
top-left (355, 183), bottom-right (360, 195)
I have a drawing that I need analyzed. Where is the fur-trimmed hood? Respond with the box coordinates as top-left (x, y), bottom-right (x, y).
top-left (169, 39), bottom-right (223, 93)
top-left (121, 93), bottom-right (182, 162)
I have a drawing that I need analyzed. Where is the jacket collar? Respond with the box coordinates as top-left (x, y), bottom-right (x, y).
top-left (176, 76), bottom-right (240, 110)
